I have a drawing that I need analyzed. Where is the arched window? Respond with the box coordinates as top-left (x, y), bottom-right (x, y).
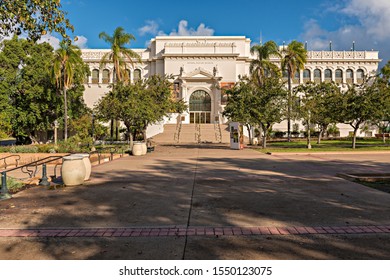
top-left (314, 69), bottom-right (321, 83)
top-left (102, 69), bottom-right (110, 84)
top-left (346, 69), bottom-right (354, 84)
top-left (357, 69), bottom-right (364, 84)
top-left (303, 69), bottom-right (311, 83)
top-left (92, 69), bottom-right (99, 84)
top-left (189, 90), bottom-right (211, 112)
top-left (133, 69), bottom-right (141, 82)
top-left (335, 69), bottom-right (343, 84)
top-left (324, 69), bottom-right (332, 82)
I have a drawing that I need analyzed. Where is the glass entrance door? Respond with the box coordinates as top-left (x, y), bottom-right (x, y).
top-left (189, 90), bottom-right (212, 124)
top-left (190, 112), bottom-right (211, 123)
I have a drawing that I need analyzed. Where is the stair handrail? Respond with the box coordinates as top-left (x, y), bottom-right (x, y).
top-left (195, 123), bottom-right (201, 143)
top-left (174, 116), bottom-right (183, 143)
top-left (1, 154), bottom-right (70, 199)
top-left (214, 115), bottom-right (223, 143)
top-left (0, 154), bottom-right (21, 170)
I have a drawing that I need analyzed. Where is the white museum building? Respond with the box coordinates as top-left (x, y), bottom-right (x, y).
top-left (81, 36), bottom-right (381, 141)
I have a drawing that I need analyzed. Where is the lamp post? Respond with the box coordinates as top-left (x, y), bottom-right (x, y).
top-left (54, 120), bottom-right (59, 145)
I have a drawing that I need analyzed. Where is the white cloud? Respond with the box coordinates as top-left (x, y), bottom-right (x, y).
top-left (140, 19), bottom-right (215, 40)
top-left (138, 20), bottom-right (159, 36)
top-left (74, 35), bottom-right (88, 49)
top-left (37, 34), bottom-right (61, 50)
top-left (169, 20), bottom-right (214, 36)
top-left (300, 0), bottom-right (390, 66)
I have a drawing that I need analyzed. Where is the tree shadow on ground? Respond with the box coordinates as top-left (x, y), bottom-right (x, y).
top-left (0, 146), bottom-right (390, 259)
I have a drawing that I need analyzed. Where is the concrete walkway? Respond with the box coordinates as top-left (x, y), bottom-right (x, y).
top-left (1, 144), bottom-right (390, 259)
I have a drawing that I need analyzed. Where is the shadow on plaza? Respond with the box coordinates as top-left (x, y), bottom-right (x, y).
top-left (1, 148), bottom-right (390, 259)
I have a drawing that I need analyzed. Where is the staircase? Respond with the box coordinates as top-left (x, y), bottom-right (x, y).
top-left (152, 123), bottom-right (230, 144)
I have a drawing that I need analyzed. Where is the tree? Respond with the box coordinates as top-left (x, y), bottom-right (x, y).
top-left (338, 78), bottom-right (386, 149)
top-left (224, 76), bottom-right (287, 148)
top-left (53, 41), bottom-right (89, 141)
top-left (223, 78), bottom-right (256, 144)
top-left (251, 77), bottom-right (287, 148)
top-left (294, 82), bottom-right (342, 147)
top-left (368, 77), bottom-right (390, 143)
top-left (281, 40), bottom-right (307, 142)
top-left (94, 75), bottom-right (187, 143)
top-left (98, 26), bottom-right (141, 139)
top-left (0, 0), bottom-right (73, 42)
top-left (0, 36), bottom-right (60, 142)
top-left (249, 41), bottom-right (280, 87)
top-left (99, 27), bottom-right (141, 84)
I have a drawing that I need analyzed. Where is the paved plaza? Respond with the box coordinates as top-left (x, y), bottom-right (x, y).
top-left (0, 145), bottom-right (390, 259)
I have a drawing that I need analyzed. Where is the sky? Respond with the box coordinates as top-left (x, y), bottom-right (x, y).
top-left (40, 0), bottom-right (390, 67)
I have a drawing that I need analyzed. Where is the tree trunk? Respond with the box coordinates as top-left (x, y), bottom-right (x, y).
top-left (246, 124), bottom-right (252, 145)
top-left (110, 119), bottom-right (114, 140)
top-left (287, 72), bottom-right (292, 142)
top-left (115, 119), bottom-right (119, 141)
top-left (317, 128), bottom-right (323, 144)
top-left (352, 127), bottom-right (358, 149)
top-left (383, 131), bottom-right (386, 144)
top-left (262, 124), bottom-right (267, 149)
top-left (307, 120), bottom-right (312, 149)
top-left (63, 86), bottom-right (68, 141)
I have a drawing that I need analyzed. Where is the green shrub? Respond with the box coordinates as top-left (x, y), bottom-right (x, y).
top-left (4, 177), bottom-right (25, 193)
top-left (56, 136), bottom-right (93, 153)
top-left (9, 145), bottom-right (39, 153)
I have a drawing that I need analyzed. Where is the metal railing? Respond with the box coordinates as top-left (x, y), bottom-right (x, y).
top-left (1, 155), bottom-right (69, 200)
top-left (195, 123), bottom-right (201, 143)
top-left (214, 115), bottom-right (222, 143)
top-left (174, 118), bottom-right (183, 143)
top-left (0, 155), bottom-right (20, 169)
top-left (89, 147), bottom-right (125, 165)
top-left (0, 148), bottom-right (126, 200)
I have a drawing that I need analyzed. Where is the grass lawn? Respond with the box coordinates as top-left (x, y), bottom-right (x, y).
top-left (255, 138), bottom-right (390, 153)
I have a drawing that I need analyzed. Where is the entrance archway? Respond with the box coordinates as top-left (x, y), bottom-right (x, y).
top-left (189, 90), bottom-right (211, 123)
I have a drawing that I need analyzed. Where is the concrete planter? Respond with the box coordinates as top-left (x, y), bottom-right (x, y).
top-left (132, 142), bottom-right (147, 156)
top-left (73, 153), bottom-right (91, 180)
top-left (132, 142), bottom-right (143, 156)
top-left (61, 155), bottom-right (86, 186)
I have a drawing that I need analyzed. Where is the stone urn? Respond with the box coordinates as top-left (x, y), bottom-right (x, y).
top-left (73, 153), bottom-right (91, 180)
top-left (61, 155), bottom-right (86, 186)
top-left (132, 142), bottom-right (144, 156)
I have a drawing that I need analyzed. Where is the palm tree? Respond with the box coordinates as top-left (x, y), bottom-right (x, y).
top-left (53, 41), bottom-right (87, 141)
top-left (99, 27), bottom-right (141, 140)
top-left (281, 40), bottom-right (307, 142)
top-left (99, 26), bottom-right (141, 84)
top-left (249, 40), bottom-right (280, 87)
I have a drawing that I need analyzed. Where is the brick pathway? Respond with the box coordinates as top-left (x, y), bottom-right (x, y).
top-left (1, 225), bottom-right (389, 238)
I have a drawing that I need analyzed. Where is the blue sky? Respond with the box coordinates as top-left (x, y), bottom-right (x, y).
top-left (44, 0), bottom-right (390, 65)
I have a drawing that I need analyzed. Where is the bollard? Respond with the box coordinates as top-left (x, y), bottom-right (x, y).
top-left (0, 171), bottom-right (11, 200)
top-left (39, 164), bottom-right (50, 187)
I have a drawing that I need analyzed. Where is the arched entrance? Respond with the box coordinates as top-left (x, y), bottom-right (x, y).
top-left (189, 90), bottom-right (211, 123)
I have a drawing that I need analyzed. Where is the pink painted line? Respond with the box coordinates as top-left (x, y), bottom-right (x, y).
top-left (277, 228), bottom-right (290, 235)
top-left (286, 227), bottom-right (299, 234)
top-left (258, 227), bottom-right (271, 235)
top-left (1, 225), bottom-right (390, 238)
